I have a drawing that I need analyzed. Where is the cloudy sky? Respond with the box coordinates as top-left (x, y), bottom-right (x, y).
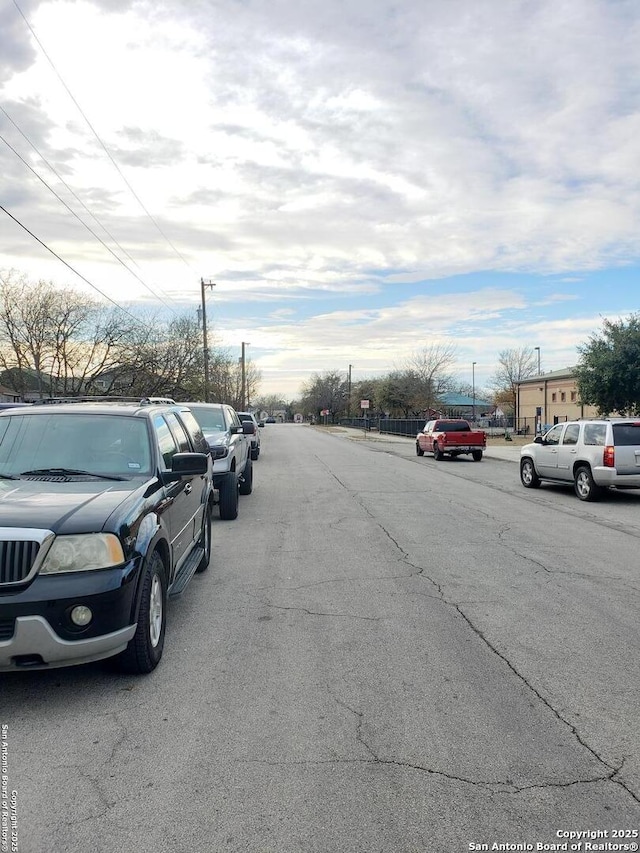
top-left (1, 0), bottom-right (639, 398)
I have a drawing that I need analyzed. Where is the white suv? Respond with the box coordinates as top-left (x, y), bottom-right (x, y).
top-left (520, 418), bottom-right (640, 501)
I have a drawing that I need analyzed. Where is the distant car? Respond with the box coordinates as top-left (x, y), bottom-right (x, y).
top-left (520, 418), bottom-right (640, 501)
top-left (236, 412), bottom-right (261, 460)
top-left (180, 402), bottom-right (254, 520)
top-left (265, 416), bottom-right (276, 423)
top-left (0, 400), bottom-right (214, 673)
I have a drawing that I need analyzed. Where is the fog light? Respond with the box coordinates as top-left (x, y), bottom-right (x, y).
top-left (70, 606), bottom-right (92, 627)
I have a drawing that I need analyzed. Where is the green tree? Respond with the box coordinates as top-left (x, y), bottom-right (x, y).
top-left (574, 314), bottom-right (640, 415)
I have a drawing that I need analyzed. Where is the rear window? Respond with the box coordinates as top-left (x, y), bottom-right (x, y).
top-left (612, 422), bottom-right (640, 446)
top-left (437, 422), bottom-right (471, 432)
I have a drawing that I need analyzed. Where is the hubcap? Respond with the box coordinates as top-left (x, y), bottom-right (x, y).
top-left (522, 463), bottom-right (532, 485)
top-left (149, 574), bottom-right (163, 647)
top-left (576, 473), bottom-right (589, 497)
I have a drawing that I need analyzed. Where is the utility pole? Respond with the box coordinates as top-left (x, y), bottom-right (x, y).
top-left (472, 361), bottom-right (476, 423)
top-left (240, 342), bottom-right (250, 410)
top-left (200, 278), bottom-right (216, 402)
top-left (348, 364), bottom-right (353, 418)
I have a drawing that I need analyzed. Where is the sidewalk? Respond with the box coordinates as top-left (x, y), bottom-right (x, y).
top-left (319, 426), bottom-right (523, 462)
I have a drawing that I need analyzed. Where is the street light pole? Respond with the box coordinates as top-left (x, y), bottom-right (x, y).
top-left (200, 278), bottom-right (216, 402)
top-left (534, 346), bottom-right (541, 374)
top-left (472, 361), bottom-right (476, 423)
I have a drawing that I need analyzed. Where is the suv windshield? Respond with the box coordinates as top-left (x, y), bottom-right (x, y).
top-left (0, 413), bottom-right (152, 477)
top-left (188, 406), bottom-right (226, 432)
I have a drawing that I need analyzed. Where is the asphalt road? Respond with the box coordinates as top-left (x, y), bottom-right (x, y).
top-left (4, 424), bottom-right (640, 853)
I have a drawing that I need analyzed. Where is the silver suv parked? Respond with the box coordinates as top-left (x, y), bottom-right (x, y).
top-left (520, 418), bottom-right (640, 501)
top-left (180, 403), bottom-right (254, 519)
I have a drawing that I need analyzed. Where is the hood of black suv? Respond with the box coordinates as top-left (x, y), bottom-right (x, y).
top-left (0, 477), bottom-right (147, 535)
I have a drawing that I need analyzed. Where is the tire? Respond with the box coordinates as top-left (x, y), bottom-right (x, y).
top-left (239, 457), bottom-right (253, 495)
top-left (218, 473), bottom-right (239, 520)
top-left (251, 445), bottom-right (260, 461)
top-left (416, 442), bottom-right (424, 457)
top-left (196, 503), bottom-right (212, 573)
top-left (433, 442), bottom-right (444, 461)
top-left (520, 457), bottom-right (541, 489)
top-left (472, 450), bottom-right (483, 462)
top-left (118, 551), bottom-right (166, 674)
top-left (574, 466), bottom-right (603, 502)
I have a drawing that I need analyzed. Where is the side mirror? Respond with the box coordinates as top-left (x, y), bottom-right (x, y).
top-left (241, 422), bottom-right (254, 435)
top-left (163, 451), bottom-right (209, 482)
top-left (534, 436), bottom-right (543, 444)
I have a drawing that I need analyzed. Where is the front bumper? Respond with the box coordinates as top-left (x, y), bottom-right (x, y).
top-left (0, 559), bottom-right (140, 670)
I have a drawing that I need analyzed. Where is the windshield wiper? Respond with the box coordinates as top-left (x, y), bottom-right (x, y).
top-left (0, 473), bottom-right (19, 480)
top-left (19, 467), bottom-right (127, 481)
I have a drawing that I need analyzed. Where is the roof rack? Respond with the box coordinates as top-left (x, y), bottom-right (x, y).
top-left (31, 396), bottom-right (176, 406)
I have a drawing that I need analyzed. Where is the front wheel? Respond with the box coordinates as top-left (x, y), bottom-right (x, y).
top-left (574, 466), bottom-right (603, 502)
top-left (416, 442), bottom-right (424, 457)
top-left (118, 551), bottom-right (166, 674)
top-left (472, 450), bottom-right (483, 462)
top-left (520, 457), bottom-right (541, 489)
top-left (433, 442), bottom-right (444, 461)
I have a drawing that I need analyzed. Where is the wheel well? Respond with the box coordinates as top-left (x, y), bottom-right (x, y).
top-left (130, 543), bottom-right (168, 624)
top-left (573, 461), bottom-right (591, 477)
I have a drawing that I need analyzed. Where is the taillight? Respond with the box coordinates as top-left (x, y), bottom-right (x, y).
top-left (603, 445), bottom-right (615, 468)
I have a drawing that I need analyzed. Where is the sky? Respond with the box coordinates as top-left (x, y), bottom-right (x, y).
top-left (1, 0), bottom-right (639, 400)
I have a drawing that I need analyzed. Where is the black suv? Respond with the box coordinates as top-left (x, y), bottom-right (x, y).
top-left (0, 401), bottom-right (214, 674)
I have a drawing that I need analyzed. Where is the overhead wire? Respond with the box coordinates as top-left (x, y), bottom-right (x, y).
top-left (0, 203), bottom-right (155, 330)
top-left (0, 115), bottom-right (180, 314)
top-left (11, 0), bottom-right (197, 279)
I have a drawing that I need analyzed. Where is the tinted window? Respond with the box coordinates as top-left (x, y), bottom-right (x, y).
top-left (153, 415), bottom-right (178, 469)
top-left (437, 422), bottom-right (470, 432)
top-left (179, 410), bottom-right (207, 451)
top-left (562, 424), bottom-right (580, 445)
top-left (612, 423), bottom-right (640, 446)
top-left (584, 424), bottom-right (606, 446)
top-left (165, 412), bottom-right (191, 452)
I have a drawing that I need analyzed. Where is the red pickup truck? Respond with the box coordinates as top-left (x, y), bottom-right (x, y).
top-left (416, 419), bottom-right (486, 461)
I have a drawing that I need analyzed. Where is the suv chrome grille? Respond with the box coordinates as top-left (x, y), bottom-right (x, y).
top-left (0, 540), bottom-right (40, 585)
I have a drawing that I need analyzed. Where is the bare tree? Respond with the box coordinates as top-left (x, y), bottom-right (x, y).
top-left (489, 348), bottom-right (538, 412)
top-left (401, 343), bottom-right (457, 414)
top-left (0, 271), bottom-right (134, 398)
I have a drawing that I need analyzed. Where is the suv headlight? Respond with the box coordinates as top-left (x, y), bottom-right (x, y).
top-left (209, 445), bottom-right (229, 459)
top-left (39, 533), bottom-right (125, 574)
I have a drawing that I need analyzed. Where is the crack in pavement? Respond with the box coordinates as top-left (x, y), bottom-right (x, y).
top-left (311, 452), bottom-right (640, 805)
top-left (327, 690), bottom-right (627, 794)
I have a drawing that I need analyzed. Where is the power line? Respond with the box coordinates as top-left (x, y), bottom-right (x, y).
top-left (0, 120), bottom-right (179, 313)
top-left (0, 203), bottom-right (153, 329)
top-left (12, 0), bottom-right (195, 272)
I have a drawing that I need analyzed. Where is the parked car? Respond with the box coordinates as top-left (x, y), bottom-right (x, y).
top-left (520, 418), bottom-right (640, 501)
top-left (416, 419), bottom-right (486, 461)
top-left (265, 416), bottom-right (276, 423)
top-left (236, 411), bottom-right (261, 460)
top-left (0, 400), bottom-right (214, 673)
top-left (180, 402), bottom-right (254, 520)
